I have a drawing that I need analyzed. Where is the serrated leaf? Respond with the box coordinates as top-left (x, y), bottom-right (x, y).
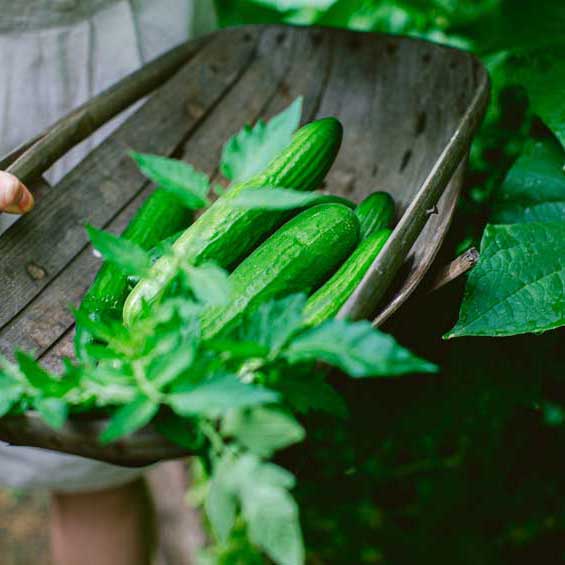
top-left (15, 352), bottom-right (75, 397)
top-left (100, 395), bottom-right (158, 444)
top-left (284, 320), bottom-right (438, 377)
top-left (131, 152), bottom-right (210, 209)
top-left (244, 485), bottom-right (304, 565)
top-left (34, 397), bottom-right (68, 430)
top-left (220, 97), bottom-right (302, 182)
top-left (206, 470), bottom-right (238, 543)
top-left (273, 370), bottom-right (348, 418)
top-left (154, 413), bottom-right (204, 450)
top-left (447, 221), bottom-right (565, 337)
top-left (222, 407), bottom-right (305, 457)
top-left (229, 187), bottom-right (351, 210)
top-left (234, 294), bottom-right (307, 355)
top-left (146, 339), bottom-right (197, 389)
top-left (168, 374), bottom-right (279, 417)
top-left (86, 225), bottom-right (151, 277)
top-left (184, 263), bottom-right (231, 306)
top-left (0, 378), bottom-right (24, 418)
top-left (492, 138), bottom-right (565, 224)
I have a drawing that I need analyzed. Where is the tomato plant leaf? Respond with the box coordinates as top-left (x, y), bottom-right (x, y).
top-left (86, 225), bottom-right (152, 277)
top-left (100, 395), bottom-right (159, 444)
top-left (285, 320), bottom-right (438, 377)
top-left (447, 221), bottom-right (565, 338)
top-left (233, 293), bottom-right (307, 355)
top-left (131, 152), bottom-right (210, 209)
top-left (183, 263), bottom-right (231, 306)
top-left (222, 407), bottom-right (305, 457)
top-left (168, 374), bottom-right (279, 417)
top-left (34, 397), bottom-right (68, 430)
top-left (220, 97), bottom-right (302, 182)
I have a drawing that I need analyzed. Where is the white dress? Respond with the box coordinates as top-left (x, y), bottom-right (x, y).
top-left (0, 0), bottom-right (215, 491)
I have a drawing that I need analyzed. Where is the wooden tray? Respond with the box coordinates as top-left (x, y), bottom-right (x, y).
top-left (0, 25), bottom-right (489, 465)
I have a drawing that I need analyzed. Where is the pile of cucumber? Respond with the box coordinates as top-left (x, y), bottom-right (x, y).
top-left (76, 117), bottom-right (396, 352)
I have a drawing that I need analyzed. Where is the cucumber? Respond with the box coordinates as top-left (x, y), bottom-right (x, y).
top-left (201, 204), bottom-right (359, 340)
top-left (75, 191), bottom-right (193, 359)
top-left (303, 228), bottom-right (392, 327)
top-left (355, 191), bottom-right (395, 240)
top-left (124, 117), bottom-right (343, 326)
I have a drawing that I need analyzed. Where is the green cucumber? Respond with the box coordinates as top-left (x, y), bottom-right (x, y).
top-left (75, 191), bottom-right (192, 359)
top-left (303, 228), bottom-right (392, 327)
top-left (124, 117), bottom-right (343, 326)
top-left (201, 203), bottom-right (359, 340)
top-left (355, 191), bottom-right (395, 240)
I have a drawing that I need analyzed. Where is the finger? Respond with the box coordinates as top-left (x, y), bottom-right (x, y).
top-left (0, 172), bottom-right (34, 214)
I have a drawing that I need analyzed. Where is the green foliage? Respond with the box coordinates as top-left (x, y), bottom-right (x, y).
top-left (285, 319), bottom-right (438, 377)
top-left (86, 225), bottom-right (152, 277)
top-left (447, 221), bottom-right (565, 338)
top-left (130, 152), bottom-right (211, 209)
top-left (491, 138), bottom-right (565, 224)
top-left (220, 97), bottom-right (302, 182)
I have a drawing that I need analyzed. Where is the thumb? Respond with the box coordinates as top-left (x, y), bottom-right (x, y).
top-left (0, 172), bottom-right (34, 214)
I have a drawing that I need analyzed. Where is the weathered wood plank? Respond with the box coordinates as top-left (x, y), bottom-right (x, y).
top-left (38, 26), bottom-right (332, 369)
top-left (0, 27), bottom-right (260, 328)
top-left (2, 26), bottom-right (295, 360)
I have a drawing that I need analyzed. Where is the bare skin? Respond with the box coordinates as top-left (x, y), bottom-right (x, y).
top-left (0, 171), bottom-right (34, 214)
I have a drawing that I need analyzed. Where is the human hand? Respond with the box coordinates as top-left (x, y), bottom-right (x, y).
top-left (0, 171), bottom-right (34, 214)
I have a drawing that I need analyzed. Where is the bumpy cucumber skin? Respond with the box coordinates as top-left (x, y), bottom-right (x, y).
top-left (355, 191), bottom-right (395, 240)
top-left (303, 228), bottom-right (392, 327)
top-left (75, 191), bottom-right (192, 359)
top-left (201, 204), bottom-right (360, 340)
top-left (124, 117), bottom-right (343, 326)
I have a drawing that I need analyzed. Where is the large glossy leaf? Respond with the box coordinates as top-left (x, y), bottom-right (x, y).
top-left (447, 221), bottom-right (565, 338)
top-left (491, 138), bottom-right (565, 224)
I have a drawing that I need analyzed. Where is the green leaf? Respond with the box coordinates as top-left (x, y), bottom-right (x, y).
top-left (491, 138), bottom-right (565, 224)
top-left (146, 339), bottom-right (197, 389)
top-left (229, 187), bottom-right (353, 210)
top-left (86, 225), bottom-right (151, 277)
top-left (184, 263), bottom-right (231, 306)
top-left (447, 221), bottom-right (565, 337)
top-left (493, 44), bottom-right (565, 148)
top-left (34, 397), bottom-right (68, 430)
top-left (285, 320), bottom-right (438, 377)
top-left (244, 485), bottom-right (304, 565)
top-left (100, 395), bottom-right (159, 444)
top-left (272, 370), bottom-right (348, 418)
top-left (229, 455), bottom-right (303, 565)
top-left (15, 352), bottom-right (75, 397)
top-left (222, 407), bottom-right (305, 457)
top-left (154, 413), bottom-right (204, 451)
top-left (0, 375), bottom-right (24, 418)
top-left (220, 97), bottom-right (303, 182)
top-left (130, 152), bottom-right (210, 209)
top-left (206, 456), bottom-right (238, 544)
top-left (234, 294), bottom-right (307, 355)
top-left (168, 374), bottom-right (279, 417)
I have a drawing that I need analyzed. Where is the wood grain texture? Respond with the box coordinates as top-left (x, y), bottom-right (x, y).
top-left (0, 25), bottom-right (489, 464)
